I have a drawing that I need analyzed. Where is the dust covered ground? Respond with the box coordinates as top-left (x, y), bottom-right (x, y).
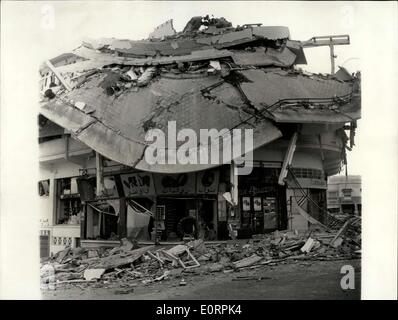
top-left (42, 258), bottom-right (360, 300)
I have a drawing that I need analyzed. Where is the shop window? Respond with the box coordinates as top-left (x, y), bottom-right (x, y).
top-left (342, 188), bottom-right (352, 197)
top-left (38, 180), bottom-right (50, 196)
top-left (55, 177), bottom-right (82, 225)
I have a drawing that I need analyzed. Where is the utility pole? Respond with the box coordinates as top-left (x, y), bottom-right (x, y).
top-left (329, 43), bottom-right (336, 74)
top-left (95, 151), bottom-right (105, 197)
top-left (301, 35), bottom-right (350, 75)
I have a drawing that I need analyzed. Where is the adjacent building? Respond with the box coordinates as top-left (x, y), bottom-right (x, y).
top-left (327, 175), bottom-right (362, 215)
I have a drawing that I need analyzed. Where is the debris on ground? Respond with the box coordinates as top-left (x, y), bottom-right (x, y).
top-left (41, 221), bottom-right (361, 292)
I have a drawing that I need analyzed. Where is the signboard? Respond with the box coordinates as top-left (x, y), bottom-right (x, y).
top-left (154, 173), bottom-right (196, 195)
top-left (242, 197), bottom-right (251, 211)
top-left (103, 176), bottom-right (119, 198)
top-left (253, 197), bottom-right (262, 211)
top-left (121, 172), bottom-right (155, 197)
top-left (197, 170), bottom-right (219, 194)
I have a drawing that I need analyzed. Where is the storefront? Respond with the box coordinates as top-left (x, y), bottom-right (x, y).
top-left (38, 128), bottom-right (346, 250)
top-left (78, 167), bottom-right (222, 242)
top-left (235, 167), bottom-right (288, 238)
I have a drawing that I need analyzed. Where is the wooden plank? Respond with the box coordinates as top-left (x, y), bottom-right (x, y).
top-left (300, 237), bottom-right (315, 253)
top-left (147, 251), bottom-right (164, 265)
top-left (329, 218), bottom-right (354, 247)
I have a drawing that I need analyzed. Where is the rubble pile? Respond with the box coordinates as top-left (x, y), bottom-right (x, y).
top-left (41, 220), bottom-right (361, 292)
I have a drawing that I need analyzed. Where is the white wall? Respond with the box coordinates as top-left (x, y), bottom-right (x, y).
top-left (39, 160), bottom-right (87, 255)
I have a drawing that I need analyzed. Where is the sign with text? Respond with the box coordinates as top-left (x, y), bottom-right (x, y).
top-left (196, 170), bottom-right (219, 194)
top-left (121, 173), bottom-right (155, 197)
top-left (154, 173), bottom-right (196, 195)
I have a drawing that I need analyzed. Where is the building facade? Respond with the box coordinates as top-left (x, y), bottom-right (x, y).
top-left (327, 175), bottom-right (362, 215)
top-left (39, 120), bottom-right (348, 256)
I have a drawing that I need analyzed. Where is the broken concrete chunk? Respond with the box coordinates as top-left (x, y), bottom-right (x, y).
top-left (251, 26), bottom-right (290, 40)
top-left (207, 263), bottom-right (224, 273)
top-left (87, 250), bottom-right (99, 258)
top-left (55, 247), bottom-right (72, 264)
top-left (166, 244), bottom-right (188, 256)
top-left (300, 237), bottom-right (315, 253)
top-left (209, 60), bottom-right (221, 70)
top-left (83, 268), bottom-right (105, 281)
top-left (331, 237), bottom-right (344, 248)
top-left (120, 238), bottom-right (135, 251)
top-left (197, 253), bottom-right (211, 262)
top-left (149, 19), bottom-right (177, 39)
top-left (187, 239), bottom-right (207, 254)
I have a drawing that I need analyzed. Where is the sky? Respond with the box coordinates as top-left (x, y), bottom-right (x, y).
top-left (1, 1), bottom-right (397, 299)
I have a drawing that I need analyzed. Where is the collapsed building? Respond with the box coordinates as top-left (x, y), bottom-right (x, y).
top-left (38, 16), bottom-right (360, 257)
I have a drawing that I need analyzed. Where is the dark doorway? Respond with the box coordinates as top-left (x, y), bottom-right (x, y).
top-left (238, 167), bottom-right (288, 236)
top-left (157, 198), bottom-right (197, 240)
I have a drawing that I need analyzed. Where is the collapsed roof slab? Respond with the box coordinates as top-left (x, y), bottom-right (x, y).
top-left (236, 69), bottom-right (360, 123)
top-left (40, 72), bottom-right (282, 173)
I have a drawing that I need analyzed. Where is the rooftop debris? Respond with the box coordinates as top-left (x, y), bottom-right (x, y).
top-left (39, 16), bottom-right (361, 172)
top-left (183, 15), bottom-right (232, 33)
top-left (41, 222), bottom-right (361, 291)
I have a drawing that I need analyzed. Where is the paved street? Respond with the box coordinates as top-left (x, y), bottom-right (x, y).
top-left (43, 258), bottom-right (361, 300)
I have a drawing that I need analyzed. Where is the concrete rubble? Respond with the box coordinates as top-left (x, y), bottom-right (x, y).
top-left (41, 216), bottom-right (361, 292)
